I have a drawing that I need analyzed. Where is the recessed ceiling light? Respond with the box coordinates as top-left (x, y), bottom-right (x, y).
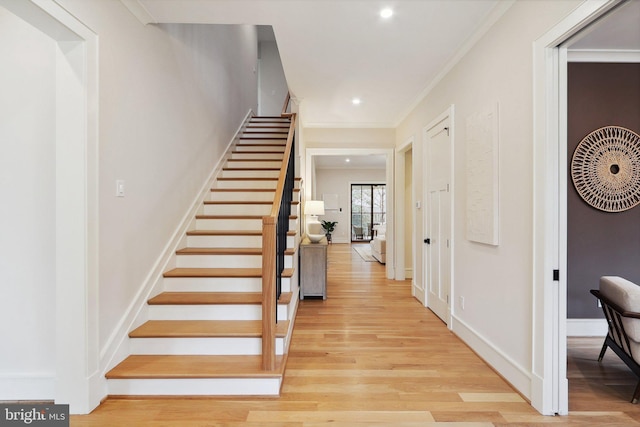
top-left (352, 98), bottom-right (361, 105)
top-left (380, 8), bottom-right (393, 19)
top-left (345, 158), bottom-right (351, 163)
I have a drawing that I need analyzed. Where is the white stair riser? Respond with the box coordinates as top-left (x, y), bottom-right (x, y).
top-left (196, 218), bottom-right (263, 230)
top-left (163, 276), bottom-right (292, 293)
top-left (221, 169), bottom-right (280, 179)
top-left (231, 151), bottom-right (283, 159)
top-left (148, 305), bottom-right (289, 321)
top-left (237, 140), bottom-right (287, 147)
top-left (175, 255), bottom-right (261, 269)
top-left (129, 337), bottom-right (285, 356)
top-left (240, 137), bottom-right (287, 144)
top-left (175, 254), bottom-right (293, 269)
top-left (250, 118), bottom-right (289, 123)
top-left (186, 234), bottom-right (262, 248)
top-left (209, 191), bottom-right (300, 205)
top-left (186, 233), bottom-right (301, 249)
top-left (241, 133), bottom-right (287, 139)
top-left (163, 277), bottom-right (260, 292)
top-left (107, 378), bottom-right (281, 396)
top-left (209, 191), bottom-right (275, 202)
top-left (214, 180), bottom-right (277, 189)
top-left (242, 129), bottom-right (289, 136)
top-left (202, 204), bottom-right (272, 216)
top-left (226, 160), bottom-right (282, 168)
top-left (234, 145), bottom-right (285, 153)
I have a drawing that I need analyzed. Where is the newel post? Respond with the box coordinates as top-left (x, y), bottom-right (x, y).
top-left (261, 216), bottom-right (277, 371)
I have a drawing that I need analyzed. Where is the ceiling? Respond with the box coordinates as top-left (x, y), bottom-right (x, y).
top-left (125, 0), bottom-right (638, 129)
top-left (124, 0), bottom-right (502, 128)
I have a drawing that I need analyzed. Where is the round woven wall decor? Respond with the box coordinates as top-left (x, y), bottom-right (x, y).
top-left (571, 126), bottom-right (640, 212)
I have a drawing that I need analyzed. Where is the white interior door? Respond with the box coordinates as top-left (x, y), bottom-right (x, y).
top-left (424, 115), bottom-right (452, 324)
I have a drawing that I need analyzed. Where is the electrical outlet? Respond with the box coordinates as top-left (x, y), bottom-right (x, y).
top-left (459, 296), bottom-right (465, 310)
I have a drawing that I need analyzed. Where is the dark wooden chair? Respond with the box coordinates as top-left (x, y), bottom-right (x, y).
top-left (592, 283), bottom-right (640, 403)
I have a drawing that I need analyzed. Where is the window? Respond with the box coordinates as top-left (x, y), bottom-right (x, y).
top-left (351, 184), bottom-right (386, 241)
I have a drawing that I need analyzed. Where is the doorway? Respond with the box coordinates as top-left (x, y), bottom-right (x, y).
top-left (395, 136), bottom-right (415, 284)
top-left (532, 0), bottom-right (626, 415)
top-left (305, 147), bottom-right (395, 279)
top-left (0, 0), bottom-right (100, 413)
top-left (423, 109), bottom-right (453, 324)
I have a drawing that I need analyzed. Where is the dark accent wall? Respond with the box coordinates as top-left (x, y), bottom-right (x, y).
top-left (568, 62), bottom-right (640, 318)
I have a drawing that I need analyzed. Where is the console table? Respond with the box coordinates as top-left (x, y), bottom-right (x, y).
top-left (299, 235), bottom-right (327, 300)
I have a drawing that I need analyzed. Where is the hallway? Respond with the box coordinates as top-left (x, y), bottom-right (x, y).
top-left (72, 243), bottom-right (640, 425)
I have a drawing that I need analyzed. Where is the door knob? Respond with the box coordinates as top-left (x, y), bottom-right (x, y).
top-left (424, 238), bottom-right (431, 244)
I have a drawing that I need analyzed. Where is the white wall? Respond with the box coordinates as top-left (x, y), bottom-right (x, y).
top-left (54, 0), bottom-right (259, 362)
top-left (305, 127), bottom-right (395, 149)
top-left (314, 168), bottom-right (386, 243)
top-left (395, 0), bottom-right (580, 399)
top-left (0, 6), bottom-right (56, 399)
top-left (259, 41), bottom-right (288, 115)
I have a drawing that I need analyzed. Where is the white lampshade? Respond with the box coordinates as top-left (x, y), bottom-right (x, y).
top-left (304, 200), bottom-right (325, 216)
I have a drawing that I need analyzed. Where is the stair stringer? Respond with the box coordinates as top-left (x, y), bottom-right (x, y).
top-left (99, 110), bottom-right (255, 377)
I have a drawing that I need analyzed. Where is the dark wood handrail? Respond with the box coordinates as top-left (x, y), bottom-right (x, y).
top-left (281, 92), bottom-right (292, 117)
top-left (262, 94), bottom-right (296, 371)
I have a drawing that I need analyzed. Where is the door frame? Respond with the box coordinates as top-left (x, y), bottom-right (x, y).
top-left (395, 136), bottom-right (414, 282)
top-left (305, 147), bottom-right (395, 279)
top-left (531, 0), bottom-right (621, 415)
top-left (422, 106), bottom-right (454, 325)
top-left (0, 0), bottom-right (100, 413)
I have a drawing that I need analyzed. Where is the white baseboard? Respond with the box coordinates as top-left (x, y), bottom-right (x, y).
top-left (451, 315), bottom-right (532, 400)
top-left (98, 110), bottom-right (254, 378)
top-left (0, 374), bottom-right (54, 401)
top-left (566, 318), bottom-right (607, 337)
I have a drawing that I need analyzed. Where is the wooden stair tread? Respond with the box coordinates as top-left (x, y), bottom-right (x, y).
top-left (235, 143), bottom-right (286, 147)
top-left (216, 176), bottom-right (302, 181)
top-left (202, 201), bottom-right (273, 205)
top-left (176, 247), bottom-right (262, 255)
top-left (106, 355), bottom-right (285, 379)
top-left (221, 168), bottom-right (281, 172)
top-left (148, 292), bottom-right (293, 305)
top-left (129, 320), bottom-right (289, 338)
top-left (231, 150), bottom-right (284, 154)
top-left (243, 131), bottom-right (287, 134)
top-left (195, 214), bottom-right (297, 219)
top-left (247, 122), bottom-right (290, 129)
top-left (217, 177), bottom-right (278, 181)
top-left (150, 292), bottom-right (261, 305)
top-left (163, 268), bottom-right (294, 278)
top-left (195, 215), bottom-right (264, 219)
top-left (210, 188), bottom-right (275, 192)
top-left (238, 138), bottom-right (286, 142)
top-left (186, 229), bottom-right (295, 236)
top-left (187, 230), bottom-right (261, 235)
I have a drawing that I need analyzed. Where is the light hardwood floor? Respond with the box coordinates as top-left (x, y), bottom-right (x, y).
top-left (72, 243), bottom-right (640, 426)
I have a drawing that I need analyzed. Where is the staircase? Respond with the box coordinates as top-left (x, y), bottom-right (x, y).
top-left (106, 116), bottom-right (300, 397)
